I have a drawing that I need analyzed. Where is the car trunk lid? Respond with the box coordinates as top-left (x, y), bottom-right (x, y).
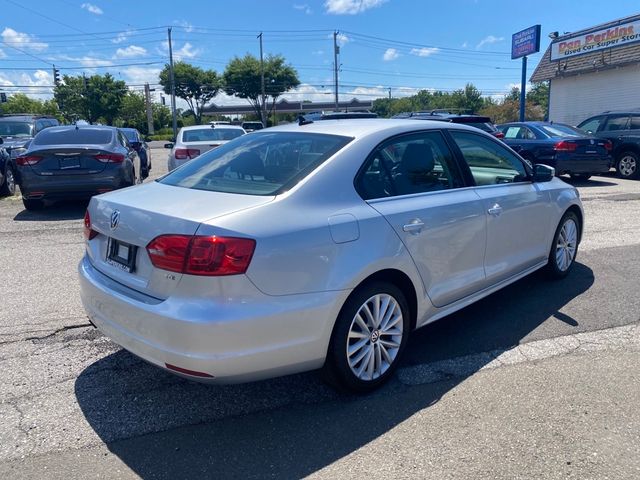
top-left (23, 145), bottom-right (111, 175)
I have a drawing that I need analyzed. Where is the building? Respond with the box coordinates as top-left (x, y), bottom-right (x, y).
top-left (531, 14), bottom-right (640, 125)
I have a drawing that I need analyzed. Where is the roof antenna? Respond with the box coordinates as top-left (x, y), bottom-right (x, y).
top-left (298, 115), bottom-right (313, 126)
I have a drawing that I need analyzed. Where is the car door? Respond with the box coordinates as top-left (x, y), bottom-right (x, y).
top-left (357, 130), bottom-right (487, 308)
top-left (448, 130), bottom-right (552, 285)
top-left (597, 115), bottom-right (630, 149)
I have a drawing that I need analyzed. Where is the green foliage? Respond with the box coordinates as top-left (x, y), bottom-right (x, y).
top-left (0, 93), bottom-right (61, 119)
top-left (159, 61), bottom-right (219, 124)
top-left (223, 54), bottom-right (300, 121)
top-left (54, 73), bottom-right (126, 124)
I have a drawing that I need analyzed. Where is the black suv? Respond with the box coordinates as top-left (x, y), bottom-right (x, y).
top-left (0, 114), bottom-right (60, 195)
top-left (392, 111), bottom-right (504, 139)
top-left (577, 111), bottom-right (640, 179)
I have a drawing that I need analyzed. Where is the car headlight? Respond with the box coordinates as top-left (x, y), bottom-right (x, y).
top-left (10, 147), bottom-right (27, 159)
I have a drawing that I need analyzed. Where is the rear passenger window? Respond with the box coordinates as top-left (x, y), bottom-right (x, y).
top-left (357, 131), bottom-right (463, 200)
top-left (630, 115), bottom-right (640, 130)
top-left (450, 131), bottom-right (528, 186)
top-left (604, 116), bottom-right (630, 131)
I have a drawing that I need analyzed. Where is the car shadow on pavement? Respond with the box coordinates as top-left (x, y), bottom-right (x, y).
top-left (563, 176), bottom-right (618, 187)
top-left (13, 200), bottom-right (88, 221)
top-left (75, 262), bottom-right (594, 478)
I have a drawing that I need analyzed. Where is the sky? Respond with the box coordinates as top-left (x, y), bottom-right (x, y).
top-left (1, 0), bottom-right (639, 108)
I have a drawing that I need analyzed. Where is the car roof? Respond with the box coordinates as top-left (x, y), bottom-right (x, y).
top-left (119, 127), bottom-right (139, 133)
top-left (42, 125), bottom-right (118, 133)
top-left (181, 124), bottom-right (244, 131)
top-left (0, 114), bottom-right (57, 121)
top-left (263, 118), bottom-right (494, 139)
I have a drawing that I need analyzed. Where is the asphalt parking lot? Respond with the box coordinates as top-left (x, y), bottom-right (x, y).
top-left (0, 148), bottom-right (639, 479)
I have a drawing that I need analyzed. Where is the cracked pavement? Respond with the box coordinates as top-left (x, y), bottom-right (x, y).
top-left (0, 159), bottom-right (639, 478)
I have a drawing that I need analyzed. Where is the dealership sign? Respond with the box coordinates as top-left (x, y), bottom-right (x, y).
top-left (512, 25), bottom-right (541, 59)
top-left (551, 19), bottom-right (640, 60)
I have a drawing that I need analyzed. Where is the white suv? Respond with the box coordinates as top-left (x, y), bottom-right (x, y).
top-left (166, 125), bottom-right (246, 171)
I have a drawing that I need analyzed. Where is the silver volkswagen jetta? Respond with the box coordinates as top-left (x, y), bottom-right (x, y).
top-left (79, 119), bottom-right (583, 392)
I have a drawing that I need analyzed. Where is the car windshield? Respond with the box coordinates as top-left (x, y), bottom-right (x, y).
top-left (33, 128), bottom-right (114, 145)
top-left (160, 131), bottom-right (352, 195)
top-left (539, 124), bottom-right (584, 138)
top-left (182, 128), bottom-right (244, 142)
top-left (0, 121), bottom-right (33, 137)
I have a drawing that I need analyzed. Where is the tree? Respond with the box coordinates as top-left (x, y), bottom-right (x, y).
top-left (159, 62), bottom-right (219, 124)
top-left (223, 54), bottom-right (300, 123)
top-left (0, 93), bottom-right (60, 118)
top-left (527, 82), bottom-right (549, 119)
top-left (117, 92), bottom-right (147, 132)
top-left (54, 73), bottom-right (126, 124)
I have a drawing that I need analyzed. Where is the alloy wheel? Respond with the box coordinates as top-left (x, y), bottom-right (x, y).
top-left (556, 218), bottom-right (578, 272)
top-left (618, 155), bottom-right (637, 178)
top-left (346, 293), bottom-right (403, 381)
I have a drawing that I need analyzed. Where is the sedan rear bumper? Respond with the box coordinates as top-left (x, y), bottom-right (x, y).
top-left (19, 167), bottom-right (129, 200)
top-left (78, 255), bottom-right (346, 383)
top-left (554, 154), bottom-right (612, 175)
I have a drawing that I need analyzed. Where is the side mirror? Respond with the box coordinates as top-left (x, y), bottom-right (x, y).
top-left (533, 164), bottom-right (555, 182)
top-left (164, 143), bottom-right (174, 149)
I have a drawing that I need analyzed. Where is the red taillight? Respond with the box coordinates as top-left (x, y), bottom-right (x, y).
top-left (83, 211), bottom-right (98, 240)
top-left (554, 141), bottom-right (578, 152)
top-left (16, 155), bottom-right (43, 166)
top-left (174, 148), bottom-right (200, 160)
top-left (493, 131), bottom-right (505, 139)
top-left (146, 234), bottom-right (256, 276)
top-left (94, 153), bottom-right (125, 163)
top-left (603, 140), bottom-right (613, 152)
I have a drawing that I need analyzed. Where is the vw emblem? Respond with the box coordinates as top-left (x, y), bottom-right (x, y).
top-left (590, 139), bottom-right (595, 145)
top-left (110, 210), bottom-right (120, 230)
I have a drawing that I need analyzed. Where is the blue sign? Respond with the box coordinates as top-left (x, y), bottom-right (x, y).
top-left (512, 25), bottom-right (541, 59)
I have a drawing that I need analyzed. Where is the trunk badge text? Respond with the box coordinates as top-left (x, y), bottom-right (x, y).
top-left (110, 210), bottom-right (120, 230)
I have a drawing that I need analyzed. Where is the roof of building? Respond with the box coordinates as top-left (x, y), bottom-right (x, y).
top-left (531, 13), bottom-right (640, 83)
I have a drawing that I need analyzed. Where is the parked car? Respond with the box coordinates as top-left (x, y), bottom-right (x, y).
top-left (577, 111), bottom-right (640, 179)
top-left (79, 119), bottom-right (583, 392)
top-left (393, 111), bottom-right (504, 139)
top-left (0, 114), bottom-right (60, 196)
top-left (0, 138), bottom-right (13, 196)
top-left (120, 128), bottom-right (151, 179)
top-left (304, 111), bottom-right (378, 121)
top-left (496, 122), bottom-right (612, 180)
top-left (17, 125), bottom-right (142, 210)
top-left (241, 121), bottom-right (264, 132)
top-left (166, 124), bottom-right (246, 171)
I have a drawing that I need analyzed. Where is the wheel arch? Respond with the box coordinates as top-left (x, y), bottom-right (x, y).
top-left (614, 143), bottom-right (640, 159)
top-left (565, 204), bottom-right (584, 243)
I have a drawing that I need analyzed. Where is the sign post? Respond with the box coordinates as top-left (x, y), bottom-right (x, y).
top-left (511, 25), bottom-right (541, 122)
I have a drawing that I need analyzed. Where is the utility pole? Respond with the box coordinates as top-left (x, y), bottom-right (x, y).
top-left (258, 32), bottom-right (266, 126)
top-left (519, 55), bottom-right (527, 122)
top-left (144, 83), bottom-right (154, 135)
top-left (333, 31), bottom-right (339, 110)
top-left (388, 87), bottom-right (392, 99)
top-left (168, 27), bottom-right (178, 140)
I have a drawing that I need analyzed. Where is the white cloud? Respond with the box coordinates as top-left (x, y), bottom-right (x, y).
top-left (174, 20), bottom-right (194, 33)
top-left (81, 3), bottom-right (103, 15)
top-left (461, 41), bottom-right (468, 48)
top-left (312, 49), bottom-right (325, 55)
top-left (293, 3), bottom-right (313, 14)
top-left (158, 41), bottom-right (200, 59)
top-left (120, 66), bottom-right (162, 85)
top-left (410, 47), bottom-right (439, 57)
top-left (0, 70), bottom-right (54, 98)
top-left (328, 32), bottom-right (350, 47)
top-left (324, 0), bottom-right (386, 15)
top-left (112, 31), bottom-right (130, 44)
top-left (1, 28), bottom-right (48, 52)
top-left (0, 49), bottom-right (6, 59)
top-left (114, 45), bottom-right (147, 59)
top-left (476, 35), bottom-right (504, 49)
top-left (383, 48), bottom-right (399, 61)
top-left (53, 54), bottom-right (113, 67)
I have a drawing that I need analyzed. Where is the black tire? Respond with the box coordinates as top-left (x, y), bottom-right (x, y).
top-left (322, 281), bottom-right (411, 393)
top-left (616, 151), bottom-right (639, 179)
top-left (569, 173), bottom-right (591, 181)
top-left (22, 198), bottom-right (44, 211)
top-left (0, 166), bottom-right (16, 196)
top-left (545, 211), bottom-right (580, 279)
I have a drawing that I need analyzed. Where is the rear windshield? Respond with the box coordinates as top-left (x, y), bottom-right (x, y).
top-left (33, 128), bottom-right (113, 145)
top-left (121, 129), bottom-right (138, 142)
top-left (539, 124), bottom-right (583, 138)
top-left (160, 132), bottom-right (352, 195)
top-left (182, 128), bottom-right (244, 142)
top-left (464, 122), bottom-right (495, 133)
top-left (0, 121), bottom-right (33, 137)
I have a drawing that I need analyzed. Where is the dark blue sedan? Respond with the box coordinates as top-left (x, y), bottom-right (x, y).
top-left (496, 122), bottom-right (612, 180)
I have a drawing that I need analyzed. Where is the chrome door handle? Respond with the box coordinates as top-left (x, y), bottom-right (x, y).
top-left (403, 219), bottom-right (425, 233)
top-left (487, 204), bottom-right (503, 216)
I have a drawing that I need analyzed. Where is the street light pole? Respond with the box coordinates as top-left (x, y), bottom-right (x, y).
top-left (258, 32), bottom-right (266, 126)
top-left (333, 31), bottom-right (339, 110)
top-left (168, 27), bottom-right (178, 140)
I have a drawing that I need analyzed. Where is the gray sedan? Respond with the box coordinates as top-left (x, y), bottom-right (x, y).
top-left (17, 125), bottom-right (141, 210)
top-left (79, 119), bottom-right (583, 392)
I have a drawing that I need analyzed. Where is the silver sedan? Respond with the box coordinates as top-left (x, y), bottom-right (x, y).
top-left (79, 119), bottom-right (583, 392)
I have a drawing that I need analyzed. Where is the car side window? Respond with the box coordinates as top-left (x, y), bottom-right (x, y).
top-left (604, 116), bottom-right (630, 131)
top-left (357, 131), bottom-right (463, 200)
top-left (450, 131), bottom-right (529, 186)
top-left (630, 115), bottom-right (640, 130)
top-left (578, 116), bottom-right (604, 134)
top-left (523, 127), bottom-right (537, 140)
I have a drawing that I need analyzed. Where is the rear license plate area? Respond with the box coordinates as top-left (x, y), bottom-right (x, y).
top-left (59, 157), bottom-right (81, 169)
top-left (106, 238), bottom-right (137, 273)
